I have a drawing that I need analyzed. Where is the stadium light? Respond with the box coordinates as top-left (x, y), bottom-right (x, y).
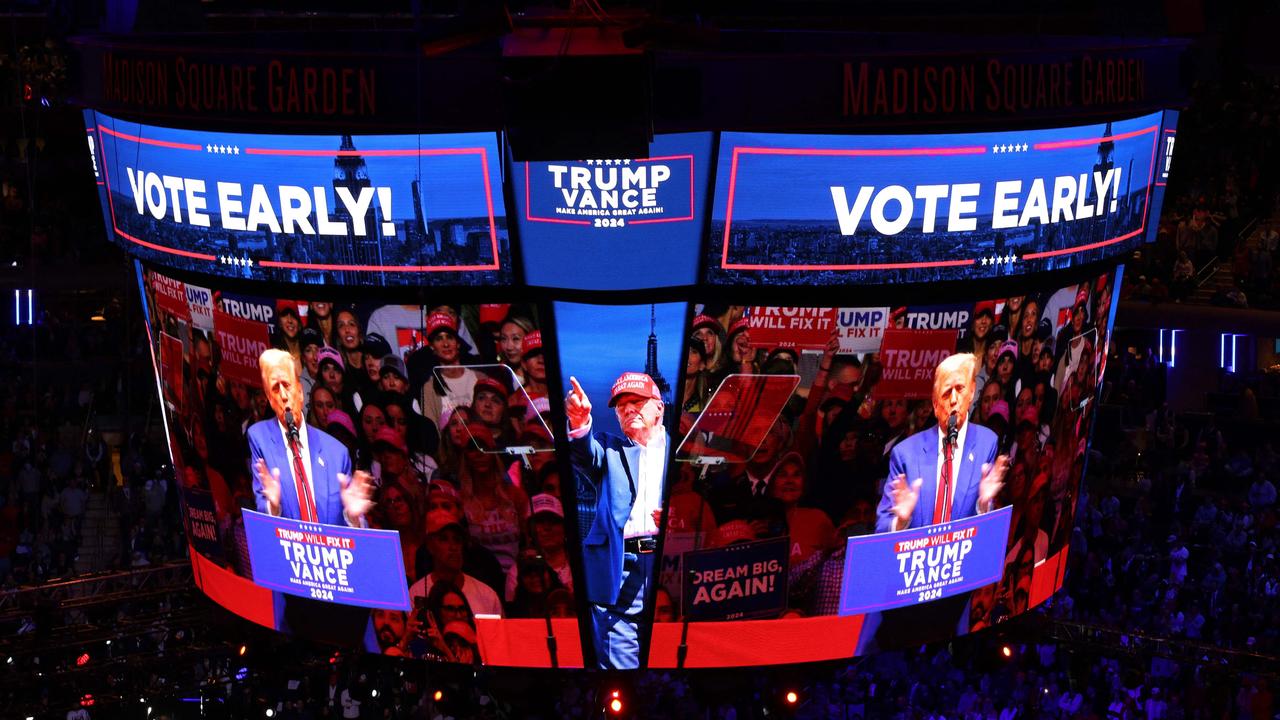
top-left (433, 690), bottom-right (444, 702)
top-left (1001, 645), bottom-right (1014, 658)
top-left (609, 697), bottom-right (624, 714)
top-left (785, 691), bottom-right (799, 705)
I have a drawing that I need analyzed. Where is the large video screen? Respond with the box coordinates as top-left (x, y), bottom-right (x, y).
top-left (88, 111), bottom-right (509, 286)
top-left (706, 112), bottom-right (1173, 285)
top-left (512, 133), bottom-right (712, 290)
top-left (139, 264), bottom-right (573, 664)
top-left (655, 268), bottom-right (1120, 661)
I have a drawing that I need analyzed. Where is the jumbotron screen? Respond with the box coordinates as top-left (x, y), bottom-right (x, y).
top-left (138, 265), bottom-right (576, 666)
top-left (139, 259), bottom-right (1119, 668)
top-left (705, 111), bottom-right (1174, 286)
top-left (649, 268), bottom-right (1119, 665)
top-left (87, 110), bottom-right (509, 287)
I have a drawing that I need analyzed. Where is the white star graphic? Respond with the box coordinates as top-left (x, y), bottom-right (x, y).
top-left (981, 257), bottom-right (989, 266)
top-left (623, 159), bottom-right (631, 165)
top-left (992, 145), bottom-right (1000, 154)
top-left (233, 146), bottom-right (240, 155)
top-left (206, 144), bottom-right (213, 153)
top-left (1022, 143), bottom-right (1029, 152)
top-left (245, 258), bottom-right (253, 267)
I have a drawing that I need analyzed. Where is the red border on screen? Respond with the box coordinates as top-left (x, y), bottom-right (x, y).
top-left (523, 155), bottom-right (697, 226)
top-left (718, 126), bottom-right (1159, 271)
top-left (98, 125), bottom-right (502, 272)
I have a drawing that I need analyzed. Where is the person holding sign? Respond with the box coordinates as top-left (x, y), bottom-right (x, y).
top-left (860, 353), bottom-right (1009, 653)
top-left (566, 372), bottom-right (667, 670)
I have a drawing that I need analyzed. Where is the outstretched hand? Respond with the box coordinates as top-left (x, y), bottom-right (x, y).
top-left (889, 474), bottom-right (922, 531)
top-left (979, 454), bottom-right (1010, 512)
top-left (565, 376), bottom-right (592, 430)
top-left (255, 459), bottom-right (282, 516)
top-left (339, 470), bottom-right (374, 524)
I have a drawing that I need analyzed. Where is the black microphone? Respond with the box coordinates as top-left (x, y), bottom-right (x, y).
top-left (284, 407), bottom-right (300, 442)
top-left (946, 412), bottom-right (959, 448)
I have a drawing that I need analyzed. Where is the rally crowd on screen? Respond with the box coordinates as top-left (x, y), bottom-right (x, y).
top-left (147, 290), bottom-right (573, 662)
top-left (666, 274), bottom-right (1110, 632)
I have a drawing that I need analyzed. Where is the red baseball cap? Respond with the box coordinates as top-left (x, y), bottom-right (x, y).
top-left (726, 318), bottom-right (751, 340)
top-left (317, 346), bottom-right (344, 370)
top-left (473, 376), bottom-right (509, 402)
top-left (276, 300), bottom-right (300, 318)
top-left (608, 372), bottom-right (662, 407)
top-left (974, 300), bottom-right (997, 319)
top-left (426, 311), bottom-right (457, 338)
top-left (428, 479), bottom-right (461, 503)
top-left (712, 520), bottom-right (757, 547)
top-left (522, 423), bottom-right (553, 446)
top-left (325, 410), bottom-right (357, 438)
top-left (479, 304), bottom-right (510, 327)
top-left (426, 508), bottom-right (464, 535)
top-left (529, 493), bottom-right (564, 519)
top-left (692, 314), bottom-right (723, 335)
top-left (465, 422), bottom-right (497, 449)
top-left (442, 621), bottom-right (476, 645)
top-left (988, 399), bottom-right (1010, 423)
top-left (372, 427), bottom-right (408, 454)
top-left (521, 330), bottom-right (543, 358)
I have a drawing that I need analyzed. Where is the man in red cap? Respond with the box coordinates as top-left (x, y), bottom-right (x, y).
top-left (565, 371), bottom-right (667, 669)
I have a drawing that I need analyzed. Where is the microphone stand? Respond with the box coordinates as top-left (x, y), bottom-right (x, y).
top-left (538, 555), bottom-right (559, 669)
top-left (676, 567), bottom-right (693, 670)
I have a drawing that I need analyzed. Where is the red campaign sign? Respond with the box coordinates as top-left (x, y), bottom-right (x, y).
top-left (743, 307), bottom-right (838, 351)
top-left (159, 332), bottom-right (184, 408)
top-left (149, 271), bottom-right (190, 321)
top-left (214, 309), bottom-right (271, 387)
top-left (876, 328), bottom-right (960, 399)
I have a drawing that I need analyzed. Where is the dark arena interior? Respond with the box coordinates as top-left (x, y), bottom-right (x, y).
top-left (1, 0), bottom-right (1279, 718)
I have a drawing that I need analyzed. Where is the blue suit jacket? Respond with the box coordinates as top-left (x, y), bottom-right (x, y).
top-left (875, 422), bottom-right (998, 533)
top-left (569, 425), bottom-right (667, 606)
top-left (248, 419), bottom-right (352, 527)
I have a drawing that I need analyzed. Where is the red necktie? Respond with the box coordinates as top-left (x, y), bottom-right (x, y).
top-left (288, 436), bottom-right (318, 523)
top-left (933, 440), bottom-right (954, 525)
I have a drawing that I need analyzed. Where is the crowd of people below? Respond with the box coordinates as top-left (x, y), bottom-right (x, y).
top-left (1125, 76), bottom-right (1280, 309)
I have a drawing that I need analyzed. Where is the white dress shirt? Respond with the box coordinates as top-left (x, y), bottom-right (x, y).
top-left (568, 418), bottom-right (666, 539)
top-left (624, 426), bottom-right (665, 539)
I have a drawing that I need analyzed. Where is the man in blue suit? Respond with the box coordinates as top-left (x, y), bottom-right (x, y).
top-left (566, 372), bottom-right (667, 669)
top-left (250, 349), bottom-right (373, 527)
top-left (249, 349), bottom-right (376, 649)
top-left (859, 353), bottom-right (1009, 653)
